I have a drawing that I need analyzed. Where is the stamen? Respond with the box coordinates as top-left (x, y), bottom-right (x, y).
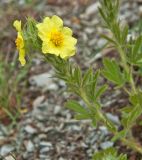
top-left (50, 31), bottom-right (63, 47)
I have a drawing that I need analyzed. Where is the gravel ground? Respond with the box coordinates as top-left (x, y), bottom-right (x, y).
top-left (0, 0), bottom-right (142, 159)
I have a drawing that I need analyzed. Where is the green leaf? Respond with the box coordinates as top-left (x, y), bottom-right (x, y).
top-left (101, 34), bottom-right (116, 45)
top-left (102, 58), bottom-right (126, 86)
top-left (121, 91), bottom-right (142, 128)
top-left (65, 100), bottom-right (88, 115)
top-left (93, 147), bottom-right (127, 160)
top-left (121, 24), bottom-right (129, 43)
top-left (95, 84), bottom-right (108, 99)
top-left (130, 90), bottom-right (142, 106)
top-left (82, 68), bottom-right (93, 87)
top-left (111, 130), bottom-right (127, 142)
top-left (74, 66), bottom-right (82, 86)
top-left (121, 104), bottom-right (142, 128)
top-left (127, 36), bottom-right (142, 65)
top-left (83, 70), bottom-right (101, 102)
top-left (75, 114), bottom-right (90, 120)
top-left (133, 36), bottom-right (142, 56)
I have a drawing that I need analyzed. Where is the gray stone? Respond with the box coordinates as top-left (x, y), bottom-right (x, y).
top-left (40, 142), bottom-right (53, 148)
top-left (29, 72), bottom-right (58, 91)
top-left (33, 96), bottom-right (45, 108)
top-left (24, 125), bottom-right (37, 134)
top-left (26, 141), bottom-right (34, 152)
top-left (0, 145), bottom-right (14, 156)
top-left (100, 141), bottom-right (114, 149)
top-left (5, 155), bottom-right (15, 160)
top-left (54, 105), bottom-right (61, 115)
top-left (106, 113), bottom-right (120, 125)
top-left (85, 2), bottom-right (99, 16)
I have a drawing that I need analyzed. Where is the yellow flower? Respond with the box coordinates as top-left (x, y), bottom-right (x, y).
top-left (13, 20), bottom-right (26, 66)
top-left (36, 15), bottom-right (77, 59)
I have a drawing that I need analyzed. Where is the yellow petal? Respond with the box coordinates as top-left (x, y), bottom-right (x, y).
top-left (19, 49), bottom-right (26, 66)
top-left (51, 15), bottom-right (63, 28)
top-left (60, 48), bottom-right (76, 59)
top-left (43, 17), bottom-right (50, 24)
top-left (16, 32), bottom-right (24, 49)
top-left (42, 42), bottom-right (49, 54)
top-left (62, 27), bottom-right (72, 36)
top-left (13, 20), bottom-right (21, 32)
top-left (64, 36), bottom-right (77, 46)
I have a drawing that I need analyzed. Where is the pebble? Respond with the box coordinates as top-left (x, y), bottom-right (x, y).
top-left (5, 155), bottom-right (15, 160)
top-left (0, 145), bottom-right (14, 156)
top-left (85, 2), bottom-right (99, 16)
top-left (24, 125), bottom-right (37, 134)
top-left (33, 96), bottom-right (45, 108)
top-left (54, 105), bottom-right (62, 115)
top-left (29, 72), bottom-right (58, 91)
top-left (100, 141), bottom-right (114, 149)
top-left (40, 142), bottom-right (53, 148)
top-left (25, 141), bottom-right (34, 152)
top-left (106, 113), bottom-right (120, 125)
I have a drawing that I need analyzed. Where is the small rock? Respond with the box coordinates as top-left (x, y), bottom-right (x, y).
top-left (100, 141), bottom-right (114, 149)
top-left (40, 147), bottom-right (51, 153)
top-left (97, 39), bottom-right (106, 48)
top-left (106, 113), bottom-right (120, 125)
top-left (85, 2), bottom-right (99, 16)
top-left (25, 141), bottom-right (34, 152)
top-left (5, 155), bottom-right (15, 160)
top-left (40, 142), bottom-right (53, 148)
top-left (0, 145), bottom-right (14, 156)
top-left (99, 126), bottom-right (108, 135)
top-left (24, 125), bottom-right (37, 134)
top-left (29, 72), bottom-right (58, 91)
top-left (54, 105), bottom-right (61, 115)
top-left (33, 96), bottom-right (45, 108)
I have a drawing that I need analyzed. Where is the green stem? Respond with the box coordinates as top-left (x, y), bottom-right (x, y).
top-left (117, 45), bottom-right (137, 94)
top-left (80, 88), bottom-right (142, 154)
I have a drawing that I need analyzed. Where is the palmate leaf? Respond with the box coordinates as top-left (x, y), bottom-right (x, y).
top-left (102, 58), bottom-right (127, 86)
top-left (93, 148), bottom-right (127, 160)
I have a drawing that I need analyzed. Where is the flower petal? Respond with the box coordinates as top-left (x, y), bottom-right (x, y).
top-left (62, 27), bottom-right (73, 36)
top-left (19, 49), bottom-right (26, 66)
top-left (13, 20), bottom-right (21, 32)
top-left (51, 15), bottom-right (63, 28)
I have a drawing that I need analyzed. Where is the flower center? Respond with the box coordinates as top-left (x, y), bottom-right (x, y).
top-left (15, 37), bottom-right (22, 49)
top-left (50, 31), bottom-right (63, 47)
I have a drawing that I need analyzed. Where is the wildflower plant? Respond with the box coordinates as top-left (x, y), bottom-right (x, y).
top-left (13, 0), bottom-right (142, 159)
